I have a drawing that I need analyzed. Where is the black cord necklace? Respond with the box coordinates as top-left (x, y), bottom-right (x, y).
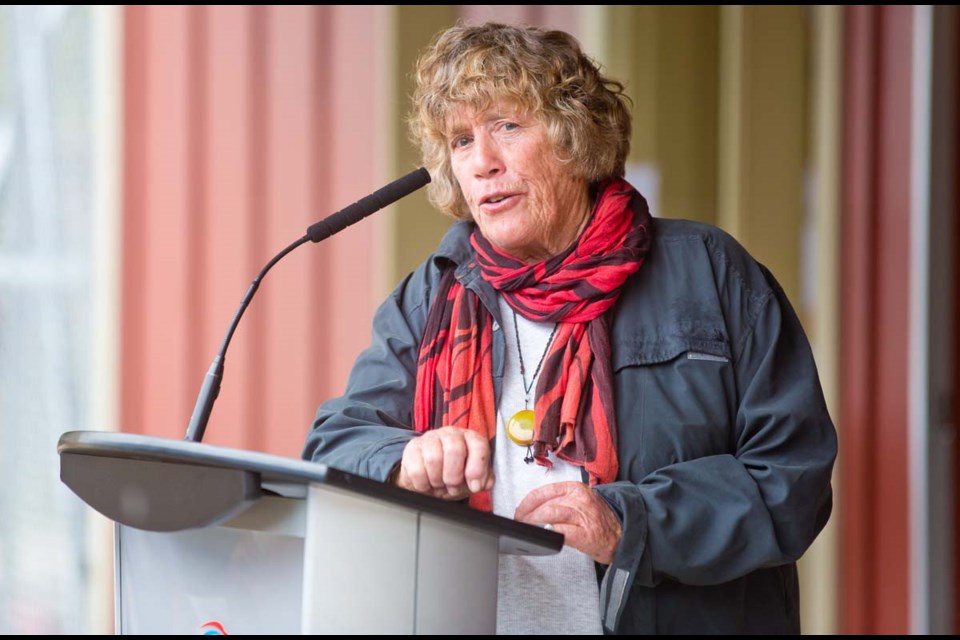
top-left (505, 309), bottom-right (559, 456)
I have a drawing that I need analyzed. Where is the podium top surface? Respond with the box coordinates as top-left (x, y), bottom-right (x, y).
top-left (59, 430), bottom-right (563, 553)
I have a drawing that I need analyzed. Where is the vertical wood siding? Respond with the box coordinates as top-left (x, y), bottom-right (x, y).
top-left (121, 6), bottom-right (387, 457)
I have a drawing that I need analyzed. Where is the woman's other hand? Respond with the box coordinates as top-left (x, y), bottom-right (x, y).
top-left (514, 481), bottom-right (622, 564)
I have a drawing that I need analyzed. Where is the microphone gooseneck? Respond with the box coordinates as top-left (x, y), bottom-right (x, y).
top-left (184, 167), bottom-right (431, 443)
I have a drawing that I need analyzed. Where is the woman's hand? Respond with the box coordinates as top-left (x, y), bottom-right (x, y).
top-left (514, 481), bottom-right (622, 564)
top-left (393, 426), bottom-right (495, 500)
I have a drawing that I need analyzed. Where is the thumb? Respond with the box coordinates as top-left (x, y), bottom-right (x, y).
top-left (482, 472), bottom-right (495, 492)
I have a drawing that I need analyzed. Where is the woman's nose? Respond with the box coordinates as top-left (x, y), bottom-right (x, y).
top-left (470, 133), bottom-right (504, 177)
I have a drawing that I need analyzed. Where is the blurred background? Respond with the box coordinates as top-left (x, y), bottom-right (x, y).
top-left (0, 5), bottom-right (956, 634)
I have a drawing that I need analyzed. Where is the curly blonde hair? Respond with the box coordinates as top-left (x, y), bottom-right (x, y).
top-left (409, 22), bottom-right (632, 220)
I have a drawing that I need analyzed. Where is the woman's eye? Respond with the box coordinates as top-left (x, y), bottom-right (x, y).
top-left (502, 122), bottom-right (519, 131)
top-left (452, 136), bottom-right (471, 149)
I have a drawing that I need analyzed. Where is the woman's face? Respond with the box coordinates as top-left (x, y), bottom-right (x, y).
top-left (448, 104), bottom-right (591, 264)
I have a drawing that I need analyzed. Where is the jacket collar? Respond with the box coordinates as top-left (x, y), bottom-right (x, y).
top-left (434, 219), bottom-right (476, 266)
top-left (432, 220), bottom-right (503, 327)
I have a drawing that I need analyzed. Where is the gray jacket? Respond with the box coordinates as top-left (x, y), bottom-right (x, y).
top-left (304, 217), bottom-right (837, 634)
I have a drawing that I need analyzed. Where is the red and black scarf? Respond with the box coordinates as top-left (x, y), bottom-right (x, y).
top-left (413, 179), bottom-right (653, 511)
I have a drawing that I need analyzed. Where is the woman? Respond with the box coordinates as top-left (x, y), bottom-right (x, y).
top-left (304, 23), bottom-right (836, 635)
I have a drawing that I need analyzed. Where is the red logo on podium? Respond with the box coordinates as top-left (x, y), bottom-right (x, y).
top-left (200, 621), bottom-right (229, 635)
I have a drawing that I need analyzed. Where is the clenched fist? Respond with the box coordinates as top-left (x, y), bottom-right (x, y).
top-left (392, 426), bottom-right (495, 500)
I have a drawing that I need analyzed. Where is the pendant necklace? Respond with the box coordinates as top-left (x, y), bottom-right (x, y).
top-left (505, 309), bottom-right (559, 463)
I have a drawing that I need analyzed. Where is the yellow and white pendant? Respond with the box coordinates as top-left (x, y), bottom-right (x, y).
top-left (506, 409), bottom-right (535, 446)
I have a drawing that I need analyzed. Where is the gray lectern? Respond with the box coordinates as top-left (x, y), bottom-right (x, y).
top-left (58, 431), bottom-right (562, 634)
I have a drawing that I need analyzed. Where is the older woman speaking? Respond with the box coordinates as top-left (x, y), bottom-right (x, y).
top-left (304, 23), bottom-right (836, 635)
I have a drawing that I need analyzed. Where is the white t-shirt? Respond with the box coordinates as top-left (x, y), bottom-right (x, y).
top-left (493, 297), bottom-right (603, 635)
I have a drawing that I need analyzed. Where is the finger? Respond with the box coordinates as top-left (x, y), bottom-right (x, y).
top-left (518, 503), bottom-right (590, 557)
top-left (394, 465), bottom-right (410, 490)
top-left (419, 435), bottom-right (445, 491)
top-left (436, 487), bottom-right (469, 501)
top-left (514, 481), bottom-right (580, 520)
top-left (516, 502), bottom-right (580, 528)
top-left (440, 431), bottom-right (468, 492)
top-left (402, 444), bottom-right (432, 494)
top-left (482, 471), bottom-right (496, 492)
top-left (552, 524), bottom-right (595, 559)
top-left (462, 431), bottom-right (492, 493)
top-left (546, 522), bottom-right (571, 543)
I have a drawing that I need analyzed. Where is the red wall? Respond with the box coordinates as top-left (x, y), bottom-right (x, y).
top-left (121, 6), bottom-right (389, 457)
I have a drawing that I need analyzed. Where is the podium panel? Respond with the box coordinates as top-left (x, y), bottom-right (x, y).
top-left (118, 516), bottom-right (303, 634)
top-left (303, 486), bottom-right (419, 634)
top-left (302, 485), bottom-right (500, 635)
top-left (416, 514), bottom-right (499, 634)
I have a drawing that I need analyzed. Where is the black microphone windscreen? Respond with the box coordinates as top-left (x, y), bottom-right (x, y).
top-left (307, 168), bottom-right (431, 243)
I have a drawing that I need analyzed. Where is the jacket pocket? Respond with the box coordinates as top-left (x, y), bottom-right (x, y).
top-left (613, 337), bottom-right (736, 478)
top-left (613, 336), bottom-right (730, 369)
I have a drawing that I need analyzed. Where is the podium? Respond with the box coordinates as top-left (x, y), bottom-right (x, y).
top-left (58, 431), bottom-right (562, 634)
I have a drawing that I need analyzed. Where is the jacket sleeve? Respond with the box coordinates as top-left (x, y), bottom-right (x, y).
top-left (302, 262), bottom-right (437, 482)
top-left (593, 276), bottom-right (837, 632)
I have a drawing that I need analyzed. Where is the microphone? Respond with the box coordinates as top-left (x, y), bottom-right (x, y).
top-left (184, 167), bottom-right (431, 443)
